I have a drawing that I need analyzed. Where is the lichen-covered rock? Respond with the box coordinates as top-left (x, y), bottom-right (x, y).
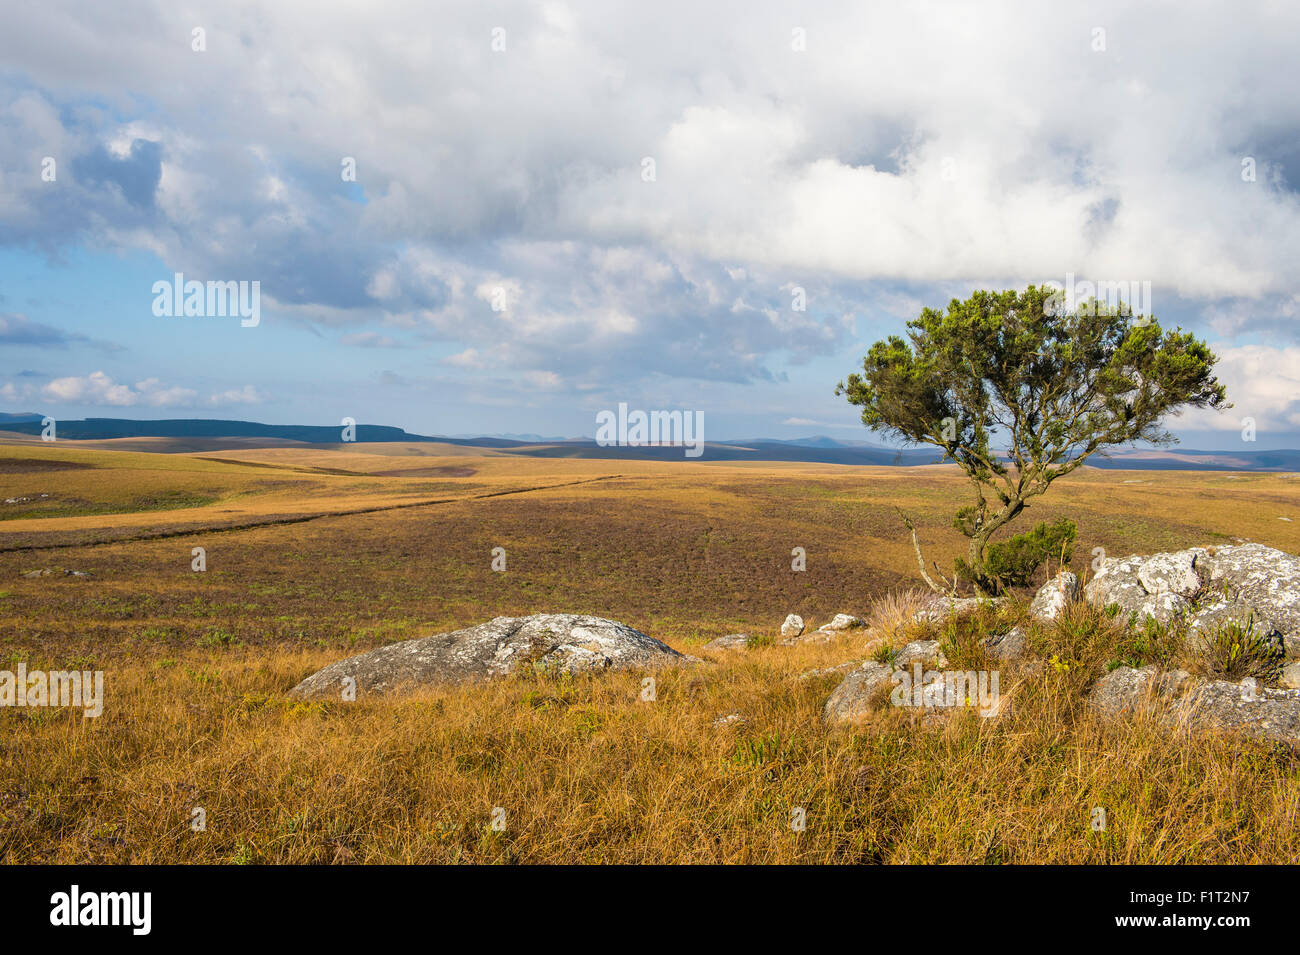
top-left (1029, 572), bottom-right (1079, 621)
top-left (1090, 665), bottom-right (1192, 715)
top-left (1137, 591), bottom-right (1190, 626)
top-left (984, 625), bottom-right (1027, 661)
top-left (894, 640), bottom-right (947, 668)
top-left (822, 662), bottom-right (894, 724)
top-left (1197, 544), bottom-right (1300, 655)
top-left (1281, 661), bottom-right (1300, 690)
top-left (779, 628), bottom-right (838, 646)
top-left (780, 614), bottom-right (805, 638)
top-left (914, 596), bottom-right (988, 623)
top-left (1084, 559), bottom-right (1151, 619)
top-left (1085, 544), bottom-right (1300, 653)
top-left (704, 633), bottom-right (750, 651)
top-left (1137, 550), bottom-right (1205, 598)
top-left (1091, 664), bottom-right (1300, 746)
top-left (823, 613), bottom-right (864, 631)
top-left (289, 614), bottom-right (692, 699)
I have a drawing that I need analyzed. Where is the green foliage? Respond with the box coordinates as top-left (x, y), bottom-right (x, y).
top-left (1196, 618), bottom-right (1284, 683)
top-left (954, 519), bottom-right (1076, 590)
top-left (1107, 615), bottom-right (1185, 671)
top-left (836, 286), bottom-right (1228, 594)
top-left (871, 643), bottom-right (899, 665)
top-left (1029, 600), bottom-right (1127, 675)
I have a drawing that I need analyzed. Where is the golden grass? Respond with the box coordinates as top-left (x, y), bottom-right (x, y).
top-left (1, 440), bottom-right (1299, 863)
top-left (3, 626), bottom-right (1297, 864)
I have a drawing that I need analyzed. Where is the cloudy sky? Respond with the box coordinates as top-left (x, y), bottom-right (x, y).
top-left (2, 1), bottom-right (1298, 448)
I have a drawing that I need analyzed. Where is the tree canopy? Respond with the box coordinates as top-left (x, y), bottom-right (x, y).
top-left (836, 286), bottom-right (1228, 594)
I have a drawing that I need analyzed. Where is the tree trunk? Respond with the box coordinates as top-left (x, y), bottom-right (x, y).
top-left (964, 498), bottom-right (1024, 595)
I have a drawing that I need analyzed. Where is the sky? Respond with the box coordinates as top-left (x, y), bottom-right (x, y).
top-left (1, 1), bottom-right (1299, 449)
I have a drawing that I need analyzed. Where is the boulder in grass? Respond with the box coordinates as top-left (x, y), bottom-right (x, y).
top-left (983, 625), bottom-right (1027, 662)
top-left (703, 633), bottom-right (751, 652)
top-left (1029, 572), bottom-right (1079, 622)
top-left (823, 613), bottom-right (864, 631)
top-left (1085, 544), bottom-right (1300, 654)
top-left (780, 614), bottom-right (805, 638)
top-left (289, 614), bottom-right (693, 700)
top-left (1091, 664), bottom-right (1300, 747)
top-left (822, 662), bottom-right (895, 724)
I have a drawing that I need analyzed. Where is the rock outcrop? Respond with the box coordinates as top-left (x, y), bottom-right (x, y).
top-left (1085, 544), bottom-right (1300, 655)
top-left (822, 613), bottom-right (864, 631)
top-left (290, 614), bottom-right (692, 699)
top-left (703, 633), bottom-right (751, 652)
top-left (822, 662), bottom-right (895, 724)
top-left (1029, 572), bottom-right (1079, 622)
top-left (1091, 664), bottom-right (1300, 746)
top-left (983, 625), bottom-right (1027, 661)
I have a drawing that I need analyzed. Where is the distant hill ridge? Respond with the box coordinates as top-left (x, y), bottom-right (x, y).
top-left (3, 416), bottom-right (1297, 471)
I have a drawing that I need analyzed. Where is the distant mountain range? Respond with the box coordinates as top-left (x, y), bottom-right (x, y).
top-left (3, 415), bottom-right (1298, 471)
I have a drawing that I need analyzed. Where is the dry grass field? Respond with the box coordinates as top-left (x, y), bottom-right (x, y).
top-left (2, 439), bottom-right (1299, 863)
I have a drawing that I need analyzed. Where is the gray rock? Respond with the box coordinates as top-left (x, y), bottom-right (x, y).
top-left (1281, 661), bottom-right (1300, 690)
top-left (1185, 599), bottom-right (1281, 653)
top-left (822, 613), bottom-right (864, 631)
top-left (1137, 551), bottom-right (1204, 598)
top-left (1084, 544), bottom-right (1300, 638)
top-left (1091, 665), bottom-right (1191, 716)
top-left (289, 614), bottom-right (692, 699)
top-left (703, 633), bottom-right (751, 651)
top-left (822, 662), bottom-right (895, 724)
top-left (778, 628), bottom-right (837, 647)
top-left (1084, 561), bottom-right (1151, 620)
top-left (914, 596), bottom-right (988, 623)
top-left (984, 626), bottom-right (1027, 661)
top-left (1092, 664), bottom-right (1300, 746)
top-left (1136, 591), bottom-right (1190, 626)
top-left (1029, 572), bottom-right (1079, 621)
top-left (895, 640), bottom-right (947, 668)
top-left (780, 614), bottom-right (805, 638)
top-left (1198, 544), bottom-right (1300, 655)
top-left (798, 661), bottom-right (861, 681)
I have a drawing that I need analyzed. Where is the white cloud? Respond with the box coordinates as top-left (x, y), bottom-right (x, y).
top-left (3, 1), bottom-right (1300, 437)
top-left (1181, 345), bottom-right (1300, 433)
top-left (207, 385), bottom-right (263, 406)
top-left (36, 372), bottom-right (201, 407)
top-left (43, 371), bottom-right (139, 406)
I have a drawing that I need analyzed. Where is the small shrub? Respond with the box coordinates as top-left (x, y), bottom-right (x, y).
top-left (199, 628), bottom-right (242, 649)
top-left (871, 643), bottom-right (899, 665)
top-left (1107, 616), bottom-right (1185, 671)
top-left (955, 518), bottom-right (1077, 592)
top-left (1193, 618), bottom-right (1284, 683)
top-left (1029, 599), bottom-right (1128, 673)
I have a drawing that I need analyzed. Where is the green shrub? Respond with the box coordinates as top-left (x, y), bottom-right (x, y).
top-left (1107, 615), bottom-right (1185, 671)
top-left (955, 518), bottom-right (1076, 592)
top-left (1194, 618), bottom-right (1284, 683)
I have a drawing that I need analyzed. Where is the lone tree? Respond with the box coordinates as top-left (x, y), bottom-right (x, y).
top-left (836, 286), bottom-right (1228, 596)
